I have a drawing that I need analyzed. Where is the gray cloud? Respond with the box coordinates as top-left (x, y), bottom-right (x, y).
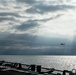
top-left (0, 17), bottom-right (15, 22)
top-left (16, 0), bottom-right (76, 15)
top-left (36, 14), bottom-right (63, 22)
top-left (0, 12), bottom-right (21, 17)
top-left (0, 12), bottom-right (21, 24)
top-left (26, 4), bottom-right (75, 14)
top-left (16, 14), bottom-right (62, 31)
top-left (16, 20), bottom-right (39, 31)
top-left (0, 33), bottom-right (68, 47)
top-left (0, 33), bottom-right (71, 55)
top-left (16, 0), bottom-right (36, 5)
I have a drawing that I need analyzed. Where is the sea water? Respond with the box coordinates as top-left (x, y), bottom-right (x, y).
top-left (0, 55), bottom-right (76, 71)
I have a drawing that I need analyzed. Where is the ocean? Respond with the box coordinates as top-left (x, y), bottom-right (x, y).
top-left (0, 55), bottom-right (76, 71)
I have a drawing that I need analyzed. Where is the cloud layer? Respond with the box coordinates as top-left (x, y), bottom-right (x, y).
top-left (0, 0), bottom-right (76, 55)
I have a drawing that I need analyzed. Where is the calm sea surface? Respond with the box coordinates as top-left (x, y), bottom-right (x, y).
top-left (0, 55), bottom-right (76, 71)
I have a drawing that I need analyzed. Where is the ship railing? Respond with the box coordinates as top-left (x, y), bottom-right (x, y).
top-left (0, 60), bottom-right (76, 75)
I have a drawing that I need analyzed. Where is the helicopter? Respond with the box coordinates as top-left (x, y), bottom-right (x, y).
top-left (60, 43), bottom-right (65, 45)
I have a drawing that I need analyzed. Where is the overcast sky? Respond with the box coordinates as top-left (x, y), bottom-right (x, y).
top-left (0, 0), bottom-right (76, 55)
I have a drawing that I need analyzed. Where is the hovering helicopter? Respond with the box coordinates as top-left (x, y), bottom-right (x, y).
top-left (60, 43), bottom-right (65, 45)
